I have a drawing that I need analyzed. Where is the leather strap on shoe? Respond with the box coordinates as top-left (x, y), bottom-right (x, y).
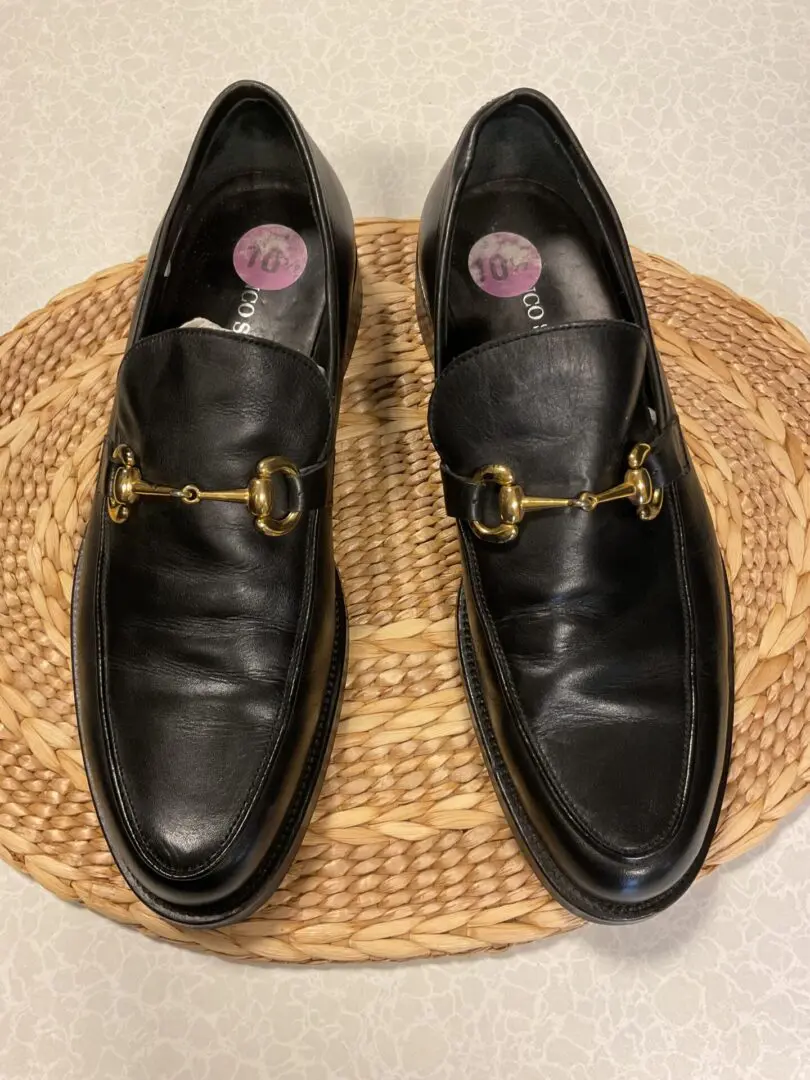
top-left (643, 419), bottom-right (689, 491)
top-left (106, 443), bottom-right (331, 537)
top-left (439, 420), bottom-right (687, 542)
top-left (428, 322), bottom-right (690, 543)
top-left (441, 417), bottom-right (687, 519)
top-left (107, 325), bottom-right (336, 537)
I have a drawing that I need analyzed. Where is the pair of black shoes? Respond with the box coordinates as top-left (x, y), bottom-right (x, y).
top-left (73, 82), bottom-right (733, 928)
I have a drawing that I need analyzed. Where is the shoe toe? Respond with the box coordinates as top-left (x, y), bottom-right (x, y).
top-left (100, 682), bottom-right (291, 918)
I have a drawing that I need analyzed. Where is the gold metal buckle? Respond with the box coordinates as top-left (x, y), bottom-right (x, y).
top-left (106, 445), bottom-right (303, 538)
top-left (470, 442), bottom-right (664, 543)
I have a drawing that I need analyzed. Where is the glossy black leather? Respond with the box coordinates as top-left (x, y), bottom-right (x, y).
top-left (72, 82), bottom-right (360, 926)
top-left (418, 88), bottom-right (733, 922)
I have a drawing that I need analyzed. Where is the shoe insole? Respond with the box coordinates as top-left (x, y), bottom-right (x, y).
top-left (448, 179), bottom-right (621, 356)
top-left (158, 175), bottom-right (325, 355)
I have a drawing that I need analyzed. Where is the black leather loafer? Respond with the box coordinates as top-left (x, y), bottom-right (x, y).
top-left (417, 89), bottom-right (733, 923)
top-left (72, 82), bottom-right (360, 926)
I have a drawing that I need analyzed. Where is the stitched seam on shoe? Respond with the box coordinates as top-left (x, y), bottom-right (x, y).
top-left (460, 505), bottom-right (694, 859)
top-left (461, 533), bottom-right (607, 847)
top-left (458, 599), bottom-right (710, 918)
top-left (96, 486), bottom-right (323, 879)
top-left (665, 484), bottom-right (698, 837)
top-left (128, 585), bottom-right (346, 923)
top-left (99, 513), bottom-right (315, 876)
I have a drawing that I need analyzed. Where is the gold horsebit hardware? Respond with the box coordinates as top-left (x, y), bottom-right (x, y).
top-left (471, 442), bottom-right (664, 543)
top-left (107, 445), bottom-right (302, 538)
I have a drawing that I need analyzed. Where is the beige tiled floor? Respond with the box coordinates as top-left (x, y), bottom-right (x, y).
top-left (1, 2), bottom-right (809, 1078)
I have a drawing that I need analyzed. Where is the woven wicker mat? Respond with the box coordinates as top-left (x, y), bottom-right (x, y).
top-left (1, 218), bottom-right (809, 963)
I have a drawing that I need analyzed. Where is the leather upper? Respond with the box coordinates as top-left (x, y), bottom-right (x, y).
top-left (419, 89), bottom-right (733, 919)
top-left (72, 82), bottom-right (357, 924)
top-left (106, 330), bottom-right (331, 872)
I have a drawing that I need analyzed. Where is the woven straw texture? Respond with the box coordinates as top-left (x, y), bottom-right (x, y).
top-left (1, 218), bottom-right (809, 963)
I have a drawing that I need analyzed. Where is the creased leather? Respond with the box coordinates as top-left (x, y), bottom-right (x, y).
top-left (432, 321), bottom-right (654, 522)
top-left (430, 319), bottom-right (694, 855)
top-left (73, 82), bottom-right (358, 926)
top-left (419, 87), bottom-right (733, 920)
top-left (100, 329), bottom-right (331, 876)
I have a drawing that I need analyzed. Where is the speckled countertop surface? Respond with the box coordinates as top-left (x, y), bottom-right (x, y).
top-left (1, 2), bottom-right (809, 1078)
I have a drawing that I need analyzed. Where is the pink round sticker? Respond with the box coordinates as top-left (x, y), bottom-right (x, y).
top-left (468, 232), bottom-right (541, 298)
top-left (233, 224), bottom-right (308, 291)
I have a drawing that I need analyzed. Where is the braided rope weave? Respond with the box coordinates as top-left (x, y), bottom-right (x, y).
top-left (0, 218), bottom-right (808, 962)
